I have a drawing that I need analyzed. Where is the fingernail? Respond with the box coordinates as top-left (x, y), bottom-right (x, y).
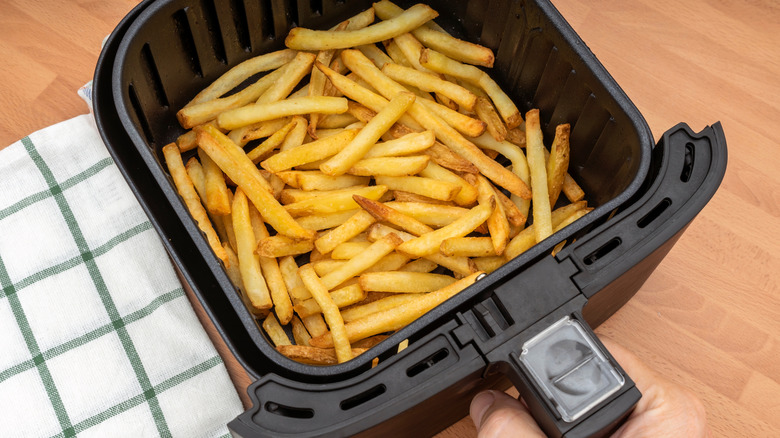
top-left (470, 390), bottom-right (496, 429)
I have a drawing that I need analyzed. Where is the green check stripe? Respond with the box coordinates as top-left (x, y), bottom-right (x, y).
top-left (0, 157), bottom-right (113, 221)
top-left (22, 137), bottom-right (172, 437)
top-left (0, 221), bottom-right (153, 299)
top-left (0, 288), bottom-right (185, 384)
top-left (48, 355), bottom-right (224, 438)
top-left (0, 254), bottom-right (74, 436)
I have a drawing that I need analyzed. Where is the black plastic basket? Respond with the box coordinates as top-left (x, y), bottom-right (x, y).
top-left (93, 0), bottom-right (727, 436)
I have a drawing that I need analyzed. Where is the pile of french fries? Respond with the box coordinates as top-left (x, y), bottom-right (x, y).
top-left (162, 1), bottom-right (590, 365)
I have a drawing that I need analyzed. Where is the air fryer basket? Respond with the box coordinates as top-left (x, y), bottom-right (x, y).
top-left (93, 0), bottom-right (727, 436)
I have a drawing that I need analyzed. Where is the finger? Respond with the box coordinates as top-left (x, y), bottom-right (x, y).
top-left (470, 390), bottom-right (545, 438)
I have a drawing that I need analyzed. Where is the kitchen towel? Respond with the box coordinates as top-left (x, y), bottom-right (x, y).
top-left (0, 113), bottom-right (244, 437)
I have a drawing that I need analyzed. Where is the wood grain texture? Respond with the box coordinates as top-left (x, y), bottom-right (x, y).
top-left (1, 1), bottom-right (778, 436)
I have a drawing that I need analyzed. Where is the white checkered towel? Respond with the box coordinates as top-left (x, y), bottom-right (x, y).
top-left (0, 113), bottom-right (243, 437)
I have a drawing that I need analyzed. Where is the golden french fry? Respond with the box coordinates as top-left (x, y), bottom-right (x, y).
top-left (383, 38), bottom-right (415, 68)
top-left (382, 62), bottom-right (477, 111)
top-left (416, 98), bottom-right (486, 138)
top-left (364, 131), bottom-right (435, 158)
top-left (475, 175), bottom-right (510, 255)
top-left (353, 195), bottom-right (433, 236)
top-left (419, 49), bottom-right (522, 128)
top-left (291, 316), bottom-right (312, 347)
top-left (503, 201), bottom-right (587, 260)
top-left (285, 4), bottom-right (438, 50)
top-left (245, 119), bottom-right (298, 163)
top-left (185, 49), bottom-right (296, 107)
top-left (294, 283), bottom-right (367, 317)
top-left (396, 197), bottom-right (494, 257)
top-left (348, 155), bottom-right (430, 176)
top-left (317, 113), bottom-right (360, 129)
top-left (472, 256), bottom-right (506, 273)
top-left (261, 129), bottom-right (358, 173)
top-left (248, 205), bottom-right (294, 324)
top-left (373, 1), bottom-right (495, 68)
top-left (232, 188), bottom-right (273, 312)
top-left (331, 241), bottom-right (372, 260)
top-left (256, 52), bottom-right (317, 104)
top-left (391, 190), bottom-right (452, 205)
top-left (255, 235), bottom-right (315, 258)
top-left (279, 255), bottom-right (312, 302)
top-left (418, 161), bottom-right (478, 206)
top-left (263, 313), bottom-right (291, 346)
top-left (222, 243), bottom-right (243, 292)
top-left (359, 271), bottom-right (456, 293)
top-left (340, 293), bottom-right (421, 323)
top-left (547, 124), bottom-right (571, 206)
top-left (276, 345), bottom-right (368, 365)
top-left (375, 175), bottom-right (461, 201)
top-left (506, 126), bottom-right (526, 147)
top-left (217, 96), bottom-right (349, 130)
top-left (276, 170), bottom-right (371, 191)
top-left (525, 109), bottom-right (553, 242)
top-left (162, 143), bottom-right (228, 263)
top-left (474, 96), bottom-right (507, 142)
top-left (398, 258), bottom-right (439, 273)
top-left (178, 67), bottom-right (288, 129)
top-left (357, 44), bottom-right (394, 68)
top-left (319, 233), bottom-right (404, 290)
top-left (196, 125), bottom-right (316, 240)
top-left (440, 236), bottom-right (496, 257)
top-left (298, 264), bottom-right (353, 363)
top-left (296, 210), bottom-right (363, 231)
top-left (471, 132), bottom-right (531, 223)
top-left (280, 116), bottom-right (309, 152)
top-left (301, 314), bottom-right (329, 338)
top-left (425, 142), bottom-right (479, 173)
top-left (284, 185), bottom-right (387, 217)
top-left (314, 210), bottom-right (377, 254)
top-left (281, 186), bottom-right (369, 204)
top-left (310, 272), bottom-right (482, 347)
top-left (198, 148), bottom-right (231, 216)
top-left (185, 157), bottom-right (207, 202)
top-left (233, 117), bottom-right (292, 146)
top-left (320, 92), bottom-right (417, 175)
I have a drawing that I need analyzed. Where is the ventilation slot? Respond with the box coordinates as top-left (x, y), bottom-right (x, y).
top-left (172, 10), bottom-right (203, 77)
top-left (406, 348), bottom-right (449, 377)
top-left (127, 83), bottom-right (155, 146)
top-left (230, 0), bottom-right (252, 51)
top-left (680, 143), bottom-right (694, 182)
top-left (583, 237), bottom-right (621, 266)
top-left (340, 385), bottom-right (386, 411)
top-left (259, 0), bottom-right (274, 39)
top-left (140, 44), bottom-right (169, 107)
top-left (309, 0), bottom-right (323, 16)
top-left (264, 401), bottom-right (314, 419)
top-left (637, 198), bottom-right (672, 229)
top-left (202, 0), bottom-right (227, 64)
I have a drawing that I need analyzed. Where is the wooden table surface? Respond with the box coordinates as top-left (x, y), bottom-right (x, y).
top-left (1, 0), bottom-right (778, 436)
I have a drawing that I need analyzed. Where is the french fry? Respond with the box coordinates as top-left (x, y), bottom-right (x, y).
top-left (317, 113), bottom-right (361, 129)
top-left (263, 313), bottom-right (292, 346)
top-left (472, 256), bottom-right (506, 273)
top-left (185, 49), bottom-right (296, 107)
top-left (440, 236), bottom-right (496, 257)
top-left (232, 188), bottom-right (273, 312)
top-left (359, 271), bottom-right (456, 293)
top-left (398, 258), bottom-right (438, 273)
top-left (280, 116), bottom-right (309, 152)
top-left (310, 272), bottom-right (482, 347)
top-left (291, 316), bottom-right (312, 347)
top-left (320, 92), bottom-right (417, 176)
top-left (162, 143), bottom-right (228, 263)
top-left (284, 185), bottom-right (387, 217)
top-left (255, 52), bottom-right (317, 104)
top-left (425, 142), bottom-right (479, 173)
top-left (249, 205), bottom-right (294, 324)
top-left (474, 97), bottom-right (507, 142)
top-left (314, 210), bottom-right (377, 254)
top-left (233, 117), bottom-right (292, 146)
top-left (198, 148), bottom-right (232, 216)
top-left (301, 314), bottom-right (329, 338)
top-left (223, 243), bottom-right (243, 291)
top-left (217, 96), bottom-right (349, 130)
top-left (419, 49), bottom-right (522, 128)
top-left (525, 109), bottom-right (553, 242)
top-left (475, 175), bottom-right (510, 255)
top-left (364, 131), bottom-right (435, 158)
top-left (383, 202), bottom-right (469, 227)
top-left (276, 345), bottom-right (368, 365)
top-left (298, 264), bottom-right (353, 363)
top-left (294, 283), bottom-right (367, 317)
top-left (382, 63), bottom-right (477, 111)
top-left (331, 241), bottom-right (372, 260)
top-left (392, 32), bottom-right (433, 73)
top-left (416, 98), bottom-right (486, 138)
top-left (185, 157), bottom-right (207, 202)
top-left (547, 124), bottom-right (571, 206)
top-left (504, 201), bottom-right (587, 260)
top-left (348, 155), bottom-right (430, 176)
top-left (279, 255), bottom-right (312, 302)
top-left (285, 4), bottom-right (438, 50)
top-left (357, 44), bottom-right (394, 68)
top-left (255, 235), bottom-right (315, 258)
top-left (281, 186), bottom-right (370, 204)
top-left (471, 132), bottom-right (531, 223)
top-left (373, 1), bottom-right (495, 68)
top-left (245, 118), bottom-right (298, 163)
top-left (396, 197), bottom-right (494, 257)
top-left (418, 161), bottom-right (478, 206)
top-left (391, 190), bottom-right (452, 205)
top-left (340, 293), bottom-right (421, 323)
top-left (319, 233), bottom-right (404, 290)
top-left (375, 175), bottom-right (461, 201)
top-left (196, 125), bottom-right (316, 240)
top-left (563, 174), bottom-right (586, 202)
top-left (261, 129), bottom-right (358, 173)
top-left (353, 195), bottom-right (433, 236)
top-left (297, 210), bottom-right (363, 231)
top-left (277, 170), bottom-right (370, 191)
top-left (383, 38), bottom-right (415, 69)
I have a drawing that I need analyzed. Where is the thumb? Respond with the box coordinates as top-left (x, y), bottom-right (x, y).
top-left (470, 390), bottom-right (546, 437)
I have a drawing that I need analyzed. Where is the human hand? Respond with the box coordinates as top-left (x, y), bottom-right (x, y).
top-left (469, 338), bottom-right (709, 437)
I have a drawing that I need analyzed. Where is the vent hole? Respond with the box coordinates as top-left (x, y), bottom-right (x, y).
top-left (140, 44), bottom-right (169, 107)
top-left (202, 0), bottom-right (227, 64)
top-left (309, 0), bottom-right (323, 16)
top-left (680, 143), bottom-right (695, 182)
top-left (230, 0), bottom-right (252, 51)
top-left (264, 401), bottom-right (314, 419)
top-left (340, 384), bottom-right (386, 411)
top-left (637, 198), bottom-right (672, 229)
top-left (127, 83), bottom-right (155, 146)
top-left (583, 237), bottom-right (621, 266)
top-left (259, 0), bottom-right (274, 39)
top-left (172, 10), bottom-right (203, 77)
top-left (406, 348), bottom-right (449, 377)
